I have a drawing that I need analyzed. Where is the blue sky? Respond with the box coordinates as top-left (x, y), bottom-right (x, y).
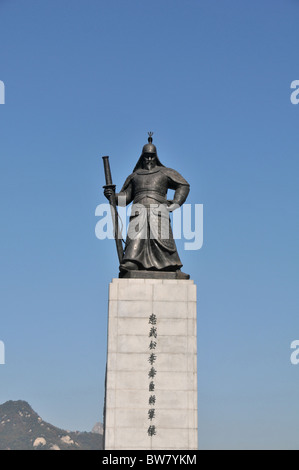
top-left (0, 0), bottom-right (299, 449)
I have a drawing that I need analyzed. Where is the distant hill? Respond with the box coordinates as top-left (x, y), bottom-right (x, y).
top-left (0, 400), bottom-right (103, 450)
top-left (92, 422), bottom-right (104, 435)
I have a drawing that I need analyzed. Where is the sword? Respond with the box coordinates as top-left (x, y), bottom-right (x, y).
top-left (102, 156), bottom-right (124, 264)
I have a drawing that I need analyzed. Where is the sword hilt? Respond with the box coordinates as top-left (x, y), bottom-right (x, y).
top-left (102, 156), bottom-right (113, 186)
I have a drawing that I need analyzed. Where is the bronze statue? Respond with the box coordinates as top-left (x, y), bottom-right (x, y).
top-left (103, 133), bottom-right (190, 279)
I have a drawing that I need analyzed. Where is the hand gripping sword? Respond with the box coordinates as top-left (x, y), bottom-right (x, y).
top-left (102, 156), bottom-right (124, 264)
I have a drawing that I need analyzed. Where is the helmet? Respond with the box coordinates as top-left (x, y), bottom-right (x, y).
top-left (133, 132), bottom-right (164, 172)
top-left (141, 132), bottom-right (157, 155)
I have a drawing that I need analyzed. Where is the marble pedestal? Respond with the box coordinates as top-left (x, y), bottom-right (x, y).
top-left (103, 278), bottom-right (198, 450)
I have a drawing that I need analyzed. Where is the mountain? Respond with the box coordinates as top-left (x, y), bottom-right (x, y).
top-left (92, 422), bottom-right (104, 435)
top-left (0, 400), bottom-right (103, 450)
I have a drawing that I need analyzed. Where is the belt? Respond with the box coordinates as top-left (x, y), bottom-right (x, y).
top-left (133, 190), bottom-right (167, 205)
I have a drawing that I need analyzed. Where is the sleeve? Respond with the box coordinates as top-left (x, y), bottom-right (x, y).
top-left (116, 173), bottom-right (134, 206)
top-left (162, 167), bottom-right (190, 206)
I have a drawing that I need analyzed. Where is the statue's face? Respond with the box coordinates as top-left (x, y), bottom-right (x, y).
top-left (142, 153), bottom-right (157, 170)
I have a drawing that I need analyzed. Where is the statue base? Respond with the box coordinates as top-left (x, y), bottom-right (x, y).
top-left (119, 270), bottom-right (190, 280)
top-left (103, 278), bottom-right (198, 450)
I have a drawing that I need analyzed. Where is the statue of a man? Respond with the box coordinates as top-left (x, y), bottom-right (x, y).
top-left (104, 134), bottom-right (190, 279)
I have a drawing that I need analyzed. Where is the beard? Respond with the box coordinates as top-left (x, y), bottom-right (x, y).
top-left (143, 160), bottom-right (156, 170)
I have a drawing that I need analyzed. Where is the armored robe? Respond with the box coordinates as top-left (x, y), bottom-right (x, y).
top-left (116, 166), bottom-right (190, 271)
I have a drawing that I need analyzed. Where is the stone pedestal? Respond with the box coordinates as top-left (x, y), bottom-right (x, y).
top-left (103, 278), bottom-right (198, 450)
